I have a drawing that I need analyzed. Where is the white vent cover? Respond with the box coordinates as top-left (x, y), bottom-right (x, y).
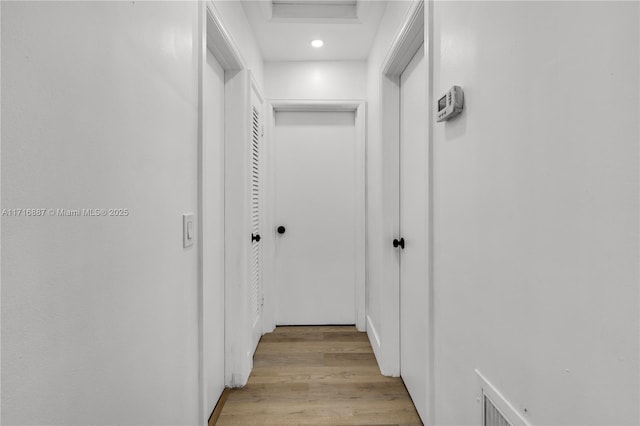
top-left (476, 370), bottom-right (531, 426)
top-left (484, 394), bottom-right (512, 426)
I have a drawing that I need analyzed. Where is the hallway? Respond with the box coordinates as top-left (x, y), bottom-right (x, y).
top-left (2, 1), bottom-right (639, 425)
top-left (216, 326), bottom-right (422, 425)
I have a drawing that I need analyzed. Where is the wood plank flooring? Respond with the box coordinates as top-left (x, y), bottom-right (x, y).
top-left (216, 326), bottom-right (423, 426)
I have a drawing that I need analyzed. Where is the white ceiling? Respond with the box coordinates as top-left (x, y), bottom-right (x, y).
top-left (241, 1), bottom-right (388, 62)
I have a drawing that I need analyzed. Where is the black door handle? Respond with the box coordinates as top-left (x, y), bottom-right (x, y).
top-left (252, 233), bottom-right (261, 242)
top-left (277, 226), bottom-right (286, 234)
top-left (393, 238), bottom-right (405, 249)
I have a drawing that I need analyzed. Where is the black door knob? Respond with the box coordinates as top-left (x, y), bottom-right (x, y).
top-left (252, 233), bottom-right (261, 242)
top-left (393, 238), bottom-right (405, 249)
top-left (277, 226), bottom-right (286, 234)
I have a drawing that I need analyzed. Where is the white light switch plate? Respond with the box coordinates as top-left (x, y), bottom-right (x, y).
top-left (183, 213), bottom-right (195, 248)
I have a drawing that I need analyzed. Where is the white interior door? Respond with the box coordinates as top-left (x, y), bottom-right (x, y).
top-left (203, 48), bottom-right (225, 414)
top-left (399, 44), bottom-right (429, 421)
top-left (274, 111), bottom-right (357, 325)
top-left (250, 84), bottom-right (264, 352)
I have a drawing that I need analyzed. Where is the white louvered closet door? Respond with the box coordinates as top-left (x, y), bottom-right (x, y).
top-left (249, 85), bottom-right (264, 353)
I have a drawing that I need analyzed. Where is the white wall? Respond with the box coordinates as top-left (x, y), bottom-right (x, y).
top-left (1, 1), bottom-right (263, 424)
top-left (1, 2), bottom-right (200, 423)
top-left (265, 61), bottom-right (366, 100)
top-left (368, 2), bottom-right (639, 424)
top-left (365, 0), bottom-right (413, 373)
top-left (431, 1), bottom-right (639, 425)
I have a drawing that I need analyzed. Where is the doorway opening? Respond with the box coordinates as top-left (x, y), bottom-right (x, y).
top-left (263, 101), bottom-right (367, 332)
top-left (378, 0), bottom-right (434, 424)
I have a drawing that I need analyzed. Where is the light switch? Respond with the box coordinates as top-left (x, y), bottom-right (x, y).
top-left (183, 213), bottom-right (195, 248)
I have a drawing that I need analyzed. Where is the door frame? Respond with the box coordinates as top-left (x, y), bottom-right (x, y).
top-left (263, 100), bottom-right (367, 332)
top-left (199, 0), bottom-right (263, 422)
top-left (378, 0), bottom-right (435, 425)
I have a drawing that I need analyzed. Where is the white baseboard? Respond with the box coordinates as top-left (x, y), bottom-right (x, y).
top-left (366, 315), bottom-right (384, 372)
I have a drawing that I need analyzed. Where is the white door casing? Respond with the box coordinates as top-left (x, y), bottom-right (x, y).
top-left (203, 0), bottom-right (258, 394)
top-left (200, 1), bottom-right (252, 418)
top-left (274, 110), bottom-right (356, 325)
top-left (202, 45), bottom-right (226, 420)
top-left (376, 1), bottom-right (435, 425)
top-left (265, 101), bottom-right (366, 330)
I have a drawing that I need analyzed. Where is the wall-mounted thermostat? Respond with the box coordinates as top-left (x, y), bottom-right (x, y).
top-left (436, 86), bottom-right (464, 122)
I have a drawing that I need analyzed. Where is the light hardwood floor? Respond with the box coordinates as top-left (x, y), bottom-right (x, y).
top-left (216, 326), bottom-right (423, 426)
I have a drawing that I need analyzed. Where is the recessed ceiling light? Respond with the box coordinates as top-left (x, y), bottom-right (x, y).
top-left (311, 39), bottom-right (324, 48)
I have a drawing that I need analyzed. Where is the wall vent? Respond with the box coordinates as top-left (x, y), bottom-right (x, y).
top-left (475, 370), bottom-right (531, 426)
top-left (484, 394), bottom-right (512, 426)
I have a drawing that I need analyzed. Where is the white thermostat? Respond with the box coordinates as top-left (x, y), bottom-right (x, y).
top-left (436, 86), bottom-right (464, 122)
